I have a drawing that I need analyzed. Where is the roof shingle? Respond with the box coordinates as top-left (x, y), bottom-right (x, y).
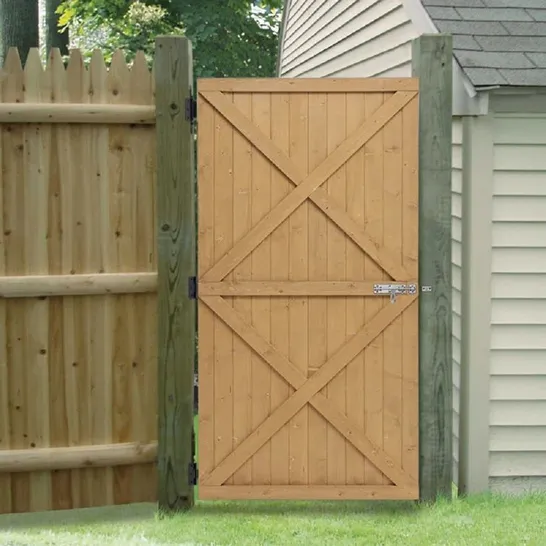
top-left (421, 0), bottom-right (546, 87)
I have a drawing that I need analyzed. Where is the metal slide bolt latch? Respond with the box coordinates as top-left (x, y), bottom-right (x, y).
top-left (373, 283), bottom-right (418, 304)
top-left (390, 289), bottom-right (397, 304)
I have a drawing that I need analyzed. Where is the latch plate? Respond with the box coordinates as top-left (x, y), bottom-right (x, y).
top-left (373, 283), bottom-right (417, 296)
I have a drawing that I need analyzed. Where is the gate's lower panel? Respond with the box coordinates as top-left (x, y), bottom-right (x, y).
top-left (199, 485), bottom-right (419, 500)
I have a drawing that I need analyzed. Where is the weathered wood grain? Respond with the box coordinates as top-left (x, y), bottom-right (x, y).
top-left (0, 47), bottom-right (157, 515)
top-left (412, 34), bottom-right (454, 502)
top-left (155, 36), bottom-right (196, 512)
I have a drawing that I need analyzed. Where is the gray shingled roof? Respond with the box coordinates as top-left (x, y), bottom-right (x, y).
top-left (421, 0), bottom-right (546, 87)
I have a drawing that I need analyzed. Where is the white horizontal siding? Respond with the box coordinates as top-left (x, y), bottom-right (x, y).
top-left (492, 223), bottom-right (546, 247)
top-left (492, 274), bottom-right (546, 299)
top-left (490, 452), bottom-right (546, 477)
top-left (374, 61), bottom-right (412, 77)
top-left (491, 426), bottom-right (546, 451)
top-left (494, 171), bottom-right (546, 196)
top-left (283, 0), bottom-right (403, 67)
top-left (492, 248), bottom-right (546, 274)
top-left (283, 0), bottom-right (357, 55)
top-left (491, 349), bottom-right (546, 375)
top-left (279, 0), bottom-right (418, 78)
top-left (494, 144), bottom-right (546, 171)
top-left (491, 376), bottom-right (546, 401)
top-left (489, 112), bottom-right (546, 485)
top-left (491, 400), bottom-right (546, 426)
top-left (492, 299), bottom-right (546, 324)
top-left (452, 118), bottom-right (463, 487)
top-left (491, 325), bottom-right (546, 350)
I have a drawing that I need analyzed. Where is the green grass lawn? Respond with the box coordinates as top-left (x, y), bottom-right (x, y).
top-left (1, 419), bottom-right (545, 545)
top-left (1, 493), bottom-right (546, 545)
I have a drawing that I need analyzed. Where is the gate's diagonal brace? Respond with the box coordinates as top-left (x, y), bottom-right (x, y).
top-left (199, 90), bottom-right (416, 283)
top-left (199, 295), bottom-right (418, 490)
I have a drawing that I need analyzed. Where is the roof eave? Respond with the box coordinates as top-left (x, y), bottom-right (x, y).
top-left (402, 0), bottom-right (478, 99)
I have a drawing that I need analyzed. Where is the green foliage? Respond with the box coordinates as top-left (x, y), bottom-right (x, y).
top-left (58, 0), bottom-right (281, 76)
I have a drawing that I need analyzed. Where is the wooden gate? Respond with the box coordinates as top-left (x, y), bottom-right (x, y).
top-left (197, 78), bottom-right (419, 500)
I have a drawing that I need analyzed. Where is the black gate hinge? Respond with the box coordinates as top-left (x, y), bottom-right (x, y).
top-left (188, 461), bottom-right (198, 486)
top-left (188, 276), bottom-right (197, 299)
top-left (185, 95), bottom-right (197, 124)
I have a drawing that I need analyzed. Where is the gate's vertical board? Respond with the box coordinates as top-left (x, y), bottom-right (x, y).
top-left (402, 95), bottom-right (419, 484)
top-left (382, 109), bottom-right (404, 480)
top-left (326, 94), bottom-right (348, 485)
top-left (288, 93), bottom-right (309, 486)
top-left (213, 97), bottom-right (234, 475)
top-left (250, 94), bottom-right (272, 485)
top-left (197, 93), bottom-right (216, 483)
top-left (307, 92), bottom-right (328, 486)
top-left (232, 93), bottom-right (253, 485)
top-left (345, 93), bottom-right (367, 485)
top-left (363, 92), bottom-right (386, 485)
top-left (269, 93), bottom-right (291, 486)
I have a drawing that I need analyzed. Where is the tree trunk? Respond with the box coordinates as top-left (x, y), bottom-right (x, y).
top-left (45, 0), bottom-right (68, 56)
top-left (0, 0), bottom-right (39, 65)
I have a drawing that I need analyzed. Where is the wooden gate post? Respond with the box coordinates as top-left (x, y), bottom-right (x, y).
top-left (155, 35), bottom-right (196, 512)
top-left (412, 34), bottom-right (453, 502)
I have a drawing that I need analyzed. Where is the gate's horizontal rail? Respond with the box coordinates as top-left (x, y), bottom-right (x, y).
top-left (198, 77), bottom-right (419, 93)
top-left (0, 104), bottom-right (156, 124)
top-left (0, 442), bottom-right (157, 473)
top-left (199, 280), bottom-right (418, 297)
top-left (200, 485), bottom-right (418, 501)
top-left (0, 272), bottom-right (157, 298)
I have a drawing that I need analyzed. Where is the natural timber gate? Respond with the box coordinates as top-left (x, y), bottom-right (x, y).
top-left (196, 78), bottom-right (420, 500)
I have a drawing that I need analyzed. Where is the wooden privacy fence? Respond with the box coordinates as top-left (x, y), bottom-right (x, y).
top-left (0, 47), bottom-right (158, 514)
top-left (0, 34), bottom-right (454, 514)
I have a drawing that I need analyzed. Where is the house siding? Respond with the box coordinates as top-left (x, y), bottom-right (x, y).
top-left (489, 113), bottom-right (546, 494)
top-left (279, 0), bottom-right (418, 78)
top-left (452, 117), bottom-right (463, 488)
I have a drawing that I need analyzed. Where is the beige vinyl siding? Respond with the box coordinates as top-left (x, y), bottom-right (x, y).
top-left (452, 117), bottom-right (463, 487)
top-left (279, 0), bottom-right (418, 78)
top-left (489, 113), bottom-right (546, 494)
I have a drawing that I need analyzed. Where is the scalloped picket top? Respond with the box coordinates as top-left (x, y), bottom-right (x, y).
top-left (0, 47), bottom-right (154, 105)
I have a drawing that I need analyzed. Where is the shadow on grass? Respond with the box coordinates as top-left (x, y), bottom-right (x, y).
top-left (190, 498), bottom-right (420, 517)
top-left (0, 497), bottom-right (423, 532)
top-left (0, 502), bottom-right (157, 531)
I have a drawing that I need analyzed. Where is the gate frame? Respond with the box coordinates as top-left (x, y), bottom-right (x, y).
top-left (154, 34), bottom-right (453, 512)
